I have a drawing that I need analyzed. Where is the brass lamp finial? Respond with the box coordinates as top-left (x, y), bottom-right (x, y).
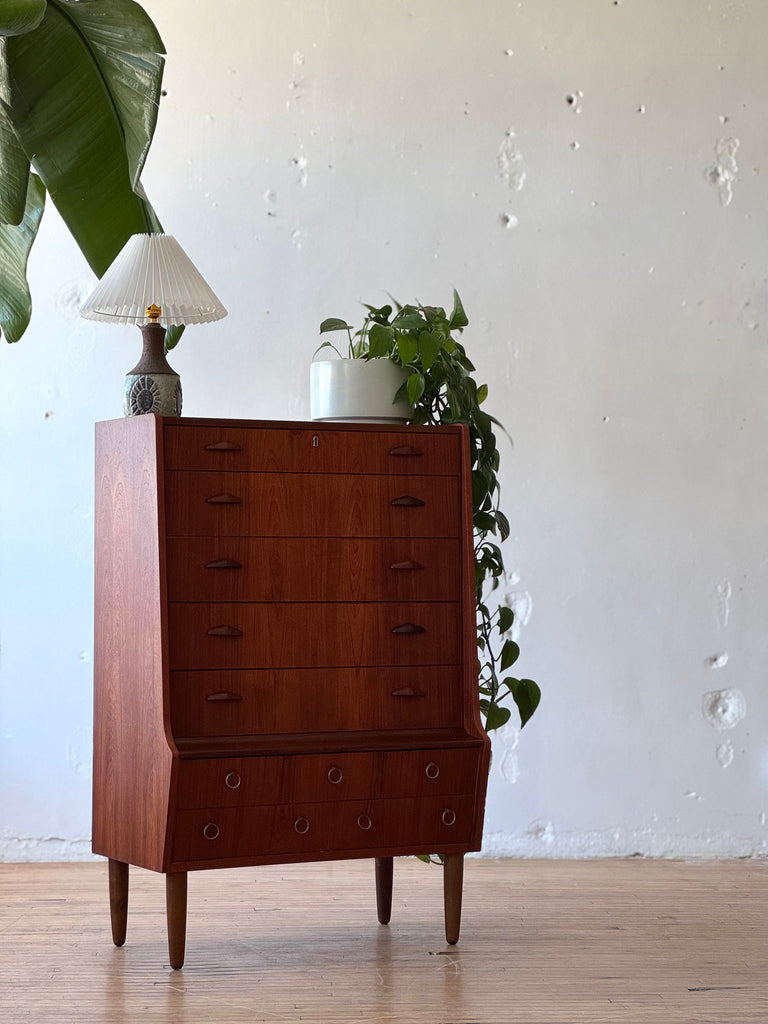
top-left (146, 303), bottom-right (161, 322)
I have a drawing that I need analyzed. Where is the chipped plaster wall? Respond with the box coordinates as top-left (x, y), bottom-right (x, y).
top-left (2, 0), bottom-right (767, 861)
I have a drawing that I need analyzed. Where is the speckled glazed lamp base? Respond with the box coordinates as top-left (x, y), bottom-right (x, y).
top-left (124, 322), bottom-right (182, 417)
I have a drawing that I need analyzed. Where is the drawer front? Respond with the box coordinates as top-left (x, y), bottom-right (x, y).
top-left (164, 424), bottom-right (460, 476)
top-left (166, 536), bottom-right (460, 602)
top-left (163, 471), bottom-right (459, 538)
top-left (168, 602), bottom-right (460, 670)
top-left (170, 666), bottom-right (462, 737)
top-left (175, 748), bottom-right (481, 809)
top-left (176, 755), bottom-right (284, 810)
top-left (172, 794), bottom-right (476, 862)
top-left (290, 747), bottom-right (480, 803)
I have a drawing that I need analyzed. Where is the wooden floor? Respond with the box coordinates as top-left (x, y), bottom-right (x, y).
top-left (1, 858), bottom-right (766, 1023)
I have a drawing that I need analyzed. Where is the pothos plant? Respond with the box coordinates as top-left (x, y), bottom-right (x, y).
top-left (320, 291), bottom-right (541, 734)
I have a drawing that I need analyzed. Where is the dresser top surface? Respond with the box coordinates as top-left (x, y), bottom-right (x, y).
top-left (96, 414), bottom-right (468, 438)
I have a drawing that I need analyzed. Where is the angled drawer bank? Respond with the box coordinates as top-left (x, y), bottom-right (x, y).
top-left (93, 414), bottom-right (490, 969)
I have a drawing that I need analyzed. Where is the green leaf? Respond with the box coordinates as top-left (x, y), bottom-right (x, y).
top-left (396, 330), bottom-right (418, 365)
top-left (406, 370), bottom-right (425, 404)
top-left (476, 382), bottom-right (488, 404)
top-left (418, 329), bottom-right (441, 369)
top-left (496, 510), bottom-right (511, 542)
top-left (0, 170), bottom-right (44, 341)
top-left (483, 701), bottom-right (511, 732)
top-left (0, 0), bottom-right (47, 37)
top-left (392, 311), bottom-right (425, 332)
top-left (473, 510), bottom-right (496, 534)
top-left (320, 317), bottom-right (352, 334)
top-left (449, 288), bottom-right (469, 329)
top-left (164, 323), bottom-right (184, 353)
top-left (508, 678), bottom-right (541, 728)
top-left (0, 104), bottom-right (29, 224)
top-left (497, 606), bottom-right (515, 635)
top-left (500, 638), bottom-right (520, 670)
top-left (368, 322), bottom-right (394, 357)
top-left (1, 0), bottom-right (166, 280)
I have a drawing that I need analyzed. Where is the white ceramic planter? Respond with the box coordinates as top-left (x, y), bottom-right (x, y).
top-left (310, 358), bottom-right (412, 423)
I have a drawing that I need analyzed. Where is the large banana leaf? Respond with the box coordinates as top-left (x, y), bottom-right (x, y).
top-left (0, 0), bottom-right (168, 342)
top-left (0, 172), bottom-right (44, 342)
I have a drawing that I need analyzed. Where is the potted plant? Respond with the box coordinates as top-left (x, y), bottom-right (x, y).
top-left (0, 0), bottom-right (181, 348)
top-left (311, 317), bottom-right (412, 422)
top-left (319, 291), bottom-right (540, 733)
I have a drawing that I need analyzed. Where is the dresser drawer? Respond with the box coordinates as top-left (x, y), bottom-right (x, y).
top-left (166, 536), bottom-right (460, 602)
top-left (172, 794), bottom-right (476, 862)
top-left (164, 471), bottom-right (459, 538)
top-left (164, 423), bottom-right (460, 476)
top-left (175, 748), bottom-right (481, 810)
top-left (170, 666), bottom-right (462, 737)
top-left (168, 602), bottom-right (460, 671)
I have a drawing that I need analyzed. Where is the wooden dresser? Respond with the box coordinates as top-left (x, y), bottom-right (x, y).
top-left (93, 414), bottom-right (490, 968)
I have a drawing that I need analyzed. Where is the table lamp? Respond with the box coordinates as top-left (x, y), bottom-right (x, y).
top-left (80, 233), bottom-right (227, 416)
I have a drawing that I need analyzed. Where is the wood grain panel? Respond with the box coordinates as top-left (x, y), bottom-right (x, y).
top-left (93, 415), bottom-right (174, 872)
top-left (166, 536), bottom-right (460, 602)
top-left (172, 795), bottom-right (476, 862)
top-left (164, 422), bottom-right (460, 475)
top-left (167, 602), bottom-right (459, 670)
top-left (169, 665), bottom-right (462, 736)
top-left (175, 747), bottom-right (480, 809)
top-left (164, 471), bottom-right (459, 538)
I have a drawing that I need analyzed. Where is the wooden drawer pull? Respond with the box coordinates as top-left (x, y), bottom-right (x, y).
top-left (224, 771), bottom-right (241, 789)
top-left (205, 558), bottom-right (243, 570)
top-left (206, 493), bottom-right (242, 504)
top-left (206, 625), bottom-right (243, 637)
top-left (391, 686), bottom-right (426, 698)
top-left (205, 690), bottom-right (243, 703)
top-left (389, 445), bottom-right (423, 457)
top-left (327, 767), bottom-right (343, 784)
top-left (204, 441), bottom-right (243, 451)
top-left (441, 809), bottom-right (457, 827)
top-left (203, 822), bottom-right (220, 840)
top-left (390, 494), bottom-right (425, 507)
top-left (425, 762), bottom-right (440, 779)
top-left (357, 813), bottom-right (372, 831)
top-left (294, 817), bottom-right (310, 835)
top-left (391, 622), bottom-right (426, 635)
top-left (389, 560), bottom-right (424, 571)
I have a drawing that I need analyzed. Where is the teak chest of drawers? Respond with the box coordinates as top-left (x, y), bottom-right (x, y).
top-left (93, 415), bottom-right (490, 968)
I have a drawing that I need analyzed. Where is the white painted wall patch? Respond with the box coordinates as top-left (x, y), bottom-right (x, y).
top-left (498, 129), bottom-right (526, 192)
top-left (706, 137), bottom-right (740, 206)
top-left (702, 688), bottom-right (746, 731)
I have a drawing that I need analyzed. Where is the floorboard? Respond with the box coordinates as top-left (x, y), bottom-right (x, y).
top-left (1, 858), bottom-right (766, 1023)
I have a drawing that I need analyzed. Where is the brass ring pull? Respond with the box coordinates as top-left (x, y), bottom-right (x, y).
top-left (357, 813), bottom-right (372, 831)
top-left (441, 809), bottom-right (456, 827)
top-left (294, 817), bottom-right (310, 835)
top-left (224, 771), bottom-right (241, 789)
top-left (327, 767), bottom-right (343, 784)
top-left (425, 762), bottom-right (440, 780)
top-left (203, 822), bottom-right (220, 840)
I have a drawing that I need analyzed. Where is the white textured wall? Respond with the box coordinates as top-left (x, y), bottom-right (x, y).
top-left (2, 0), bottom-right (767, 860)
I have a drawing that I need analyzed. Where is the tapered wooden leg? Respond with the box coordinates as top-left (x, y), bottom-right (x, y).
top-left (443, 853), bottom-right (464, 945)
top-left (375, 857), bottom-right (394, 924)
top-left (165, 871), bottom-right (188, 970)
top-left (108, 859), bottom-right (129, 947)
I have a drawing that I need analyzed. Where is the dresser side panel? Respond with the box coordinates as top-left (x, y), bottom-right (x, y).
top-left (92, 415), bottom-right (173, 871)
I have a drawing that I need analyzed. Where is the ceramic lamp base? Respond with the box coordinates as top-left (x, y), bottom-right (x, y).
top-left (124, 371), bottom-right (182, 416)
top-left (123, 322), bottom-right (183, 417)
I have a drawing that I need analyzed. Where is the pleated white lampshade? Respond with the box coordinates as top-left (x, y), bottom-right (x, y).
top-left (80, 233), bottom-right (227, 327)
